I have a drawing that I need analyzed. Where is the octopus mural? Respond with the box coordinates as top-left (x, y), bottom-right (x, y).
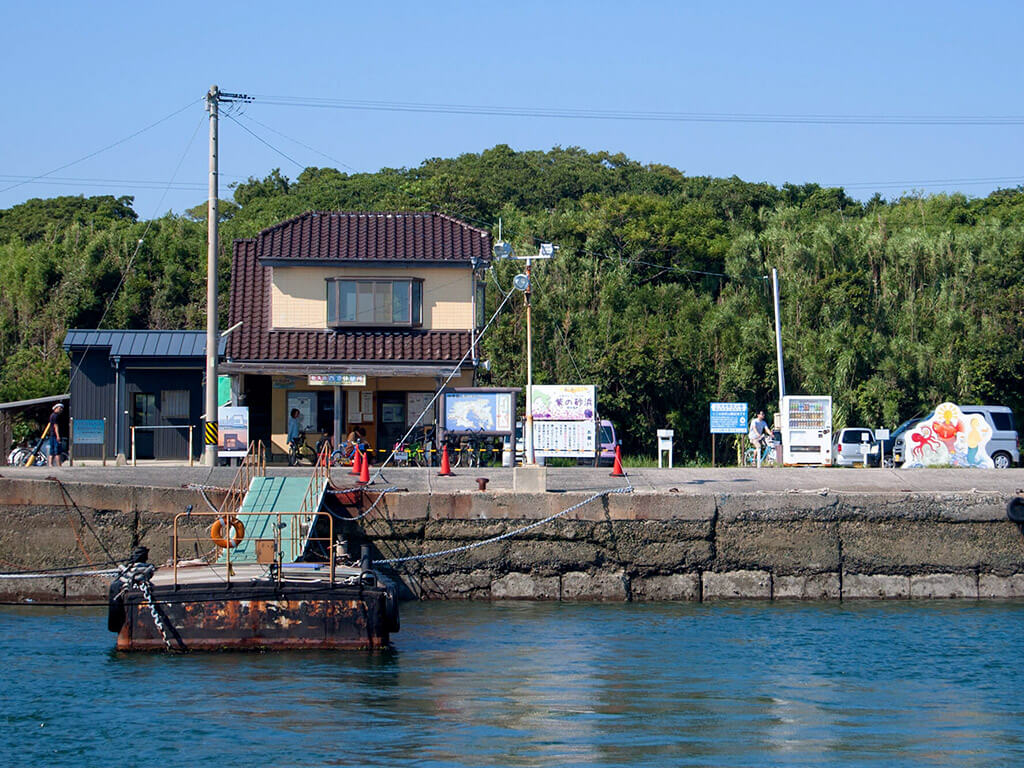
top-left (902, 402), bottom-right (993, 469)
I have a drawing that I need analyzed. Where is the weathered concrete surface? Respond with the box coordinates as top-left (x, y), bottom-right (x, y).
top-left (2, 472), bottom-right (1024, 603)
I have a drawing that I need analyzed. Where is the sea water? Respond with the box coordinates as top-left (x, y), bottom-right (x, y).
top-left (2, 600), bottom-right (1023, 767)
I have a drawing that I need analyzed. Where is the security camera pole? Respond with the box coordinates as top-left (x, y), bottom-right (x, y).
top-left (492, 240), bottom-right (557, 466)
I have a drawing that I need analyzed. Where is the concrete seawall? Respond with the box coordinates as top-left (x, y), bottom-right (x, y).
top-left (3, 471), bottom-right (1024, 603)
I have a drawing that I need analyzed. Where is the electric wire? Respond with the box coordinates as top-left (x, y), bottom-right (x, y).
top-left (221, 110), bottom-right (304, 170)
top-left (235, 113), bottom-right (358, 172)
top-left (0, 99), bottom-right (201, 195)
top-left (66, 115), bottom-right (206, 392)
top-left (251, 95), bottom-right (1024, 126)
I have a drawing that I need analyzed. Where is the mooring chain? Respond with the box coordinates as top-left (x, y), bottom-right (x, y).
top-left (324, 486), bottom-right (399, 521)
top-left (373, 486), bottom-right (632, 565)
top-left (115, 561), bottom-right (174, 651)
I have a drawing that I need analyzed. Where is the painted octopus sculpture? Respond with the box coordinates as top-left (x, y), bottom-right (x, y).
top-left (910, 425), bottom-right (941, 460)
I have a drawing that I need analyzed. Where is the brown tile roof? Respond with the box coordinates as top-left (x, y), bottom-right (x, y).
top-left (226, 228), bottom-right (473, 364)
top-left (255, 211), bottom-right (492, 264)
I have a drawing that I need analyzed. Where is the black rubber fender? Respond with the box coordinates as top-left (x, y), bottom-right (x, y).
top-left (107, 581), bottom-right (126, 633)
top-left (1007, 496), bottom-right (1024, 523)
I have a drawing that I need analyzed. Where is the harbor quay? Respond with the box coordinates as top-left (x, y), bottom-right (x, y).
top-left (2, 465), bottom-right (1024, 604)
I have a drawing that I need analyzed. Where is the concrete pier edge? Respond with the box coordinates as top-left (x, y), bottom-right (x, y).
top-left (2, 473), bottom-right (1024, 603)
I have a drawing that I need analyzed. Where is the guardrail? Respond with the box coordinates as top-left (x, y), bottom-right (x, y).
top-left (171, 508), bottom-right (334, 589)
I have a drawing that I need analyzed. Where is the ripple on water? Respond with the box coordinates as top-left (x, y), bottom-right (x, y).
top-left (2, 601), bottom-right (1024, 767)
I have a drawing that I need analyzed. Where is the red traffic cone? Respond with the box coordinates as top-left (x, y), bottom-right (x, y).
top-left (357, 448), bottom-right (371, 484)
top-left (610, 445), bottom-right (625, 477)
top-left (438, 444), bottom-right (454, 476)
top-left (349, 446), bottom-right (362, 475)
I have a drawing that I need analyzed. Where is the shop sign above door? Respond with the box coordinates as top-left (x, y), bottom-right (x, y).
top-left (308, 374), bottom-right (367, 387)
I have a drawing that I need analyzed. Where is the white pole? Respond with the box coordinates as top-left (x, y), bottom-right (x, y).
top-left (524, 257), bottom-right (534, 465)
top-left (772, 267), bottom-right (786, 403)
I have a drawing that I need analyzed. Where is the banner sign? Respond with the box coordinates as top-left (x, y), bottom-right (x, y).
top-left (308, 374), bottom-right (367, 387)
top-left (530, 385), bottom-right (596, 421)
top-left (710, 402), bottom-right (748, 434)
top-left (73, 419), bottom-right (105, 445)
top-left (218, 406), bottom-right (249, 457)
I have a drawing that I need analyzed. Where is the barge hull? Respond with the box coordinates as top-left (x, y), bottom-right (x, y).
top-left (117, 585), bottom-right (395, 651)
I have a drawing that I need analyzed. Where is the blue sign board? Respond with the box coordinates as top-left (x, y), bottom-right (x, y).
top-left (710, 402), bottom-right (748, 434)
top-left (73, 419), bottom-right (105, 445)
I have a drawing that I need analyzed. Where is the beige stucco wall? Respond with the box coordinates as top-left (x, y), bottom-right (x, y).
top-left (271, 266), bottom-right (474, 330)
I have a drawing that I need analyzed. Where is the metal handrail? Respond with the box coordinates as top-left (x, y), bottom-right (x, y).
top-left (171, 509), bottom-right (335, 589)
top-left (218, 440), bottom-right (266, 518)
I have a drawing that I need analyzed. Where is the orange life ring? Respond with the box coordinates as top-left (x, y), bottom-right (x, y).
top-left (210, 516), bottom-right (245, 549)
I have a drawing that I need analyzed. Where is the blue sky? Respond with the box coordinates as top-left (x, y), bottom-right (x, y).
top-left (2, 0), bottom-right (1022, 218)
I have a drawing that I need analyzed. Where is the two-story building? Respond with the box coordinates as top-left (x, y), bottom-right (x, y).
top-left (222, 211), bottom-right (491, 458)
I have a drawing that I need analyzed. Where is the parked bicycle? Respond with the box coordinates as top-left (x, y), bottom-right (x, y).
top-left (446, 431), bottom-right (494, 468)
top-left (743, 437), bottom-right (777, 468)
top-left (392, 425), bottom-right (436, 467)
top-left (287, 431), bottom-right (317, 466)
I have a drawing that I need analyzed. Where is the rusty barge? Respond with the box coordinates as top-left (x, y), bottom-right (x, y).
top-left (107, 444), bottom-right (399, 651)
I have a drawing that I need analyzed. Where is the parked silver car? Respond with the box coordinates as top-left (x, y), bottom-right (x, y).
top-left (832, 427), bottom-right (877, 467)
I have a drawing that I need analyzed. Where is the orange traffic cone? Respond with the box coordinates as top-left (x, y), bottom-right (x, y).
top-left (357, 448), bottom-right (371, 484)
top-left (438, 444), bottom-right (454, 476)
top-left (610, 445), bottom-right (625, 477)
top-left (348, 447), bottom-right (360, 475)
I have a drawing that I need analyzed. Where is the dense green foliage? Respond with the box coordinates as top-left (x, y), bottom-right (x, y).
top-left (2, 145), bottom-right (1022, 458)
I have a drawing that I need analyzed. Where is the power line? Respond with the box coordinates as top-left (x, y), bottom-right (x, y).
top-left (67, 115), bottom-right (206, 390)
top-left (221, 110), bottom-right (304, 170)
top-left (252, 94), bottom-right (1024, 126)
top-left (0, 99), bottom-right (201, 196)
top-left (236, 113), bottom-right (358, 172)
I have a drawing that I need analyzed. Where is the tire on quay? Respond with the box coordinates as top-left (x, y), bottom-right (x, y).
top-left (1007, 496), bottom-right (1024, 523)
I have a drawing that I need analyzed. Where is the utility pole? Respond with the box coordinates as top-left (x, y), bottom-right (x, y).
top-left (203, 85), bottom-right (220, 466)
top-left (203, 85), bottom-right (251, 466)
top-left (772, 267), bottom-right (787, 404)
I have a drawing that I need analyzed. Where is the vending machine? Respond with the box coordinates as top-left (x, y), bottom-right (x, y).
top-left (781, 395), bottom-right (832, 465)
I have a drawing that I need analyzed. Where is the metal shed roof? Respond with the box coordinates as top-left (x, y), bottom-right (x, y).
top-left (63, 330), bottom-right (225, 358)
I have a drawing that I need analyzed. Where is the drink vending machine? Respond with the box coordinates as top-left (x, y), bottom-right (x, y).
top-left (781, 395), bottom-right (832, 465)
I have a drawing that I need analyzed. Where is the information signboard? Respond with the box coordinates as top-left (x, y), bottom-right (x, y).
top-left (710, 402), bottom-right (748, 434)
top-left (533, 420), bottom-right (596, 458)
top-left (218, 406), bottom-right (250, 457)
top-left (72, 419), bottom-right (105, 445)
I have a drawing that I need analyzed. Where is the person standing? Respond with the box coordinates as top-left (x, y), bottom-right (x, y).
top-left (287, 408), bottom-right (302, 450)
top-left (47, 403), bottom-right (64, 467)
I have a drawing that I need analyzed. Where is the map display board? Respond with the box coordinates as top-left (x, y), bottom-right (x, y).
top-left (710, 402), bottom-right (748, 434)
top-left (443, 391), bottom-right (514, 435)
top-left (530, 385), bottom-right (596, 420)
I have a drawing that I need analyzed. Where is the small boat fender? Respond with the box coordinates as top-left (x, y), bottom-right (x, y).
top-left (211, 517), bottom-right (245, 549)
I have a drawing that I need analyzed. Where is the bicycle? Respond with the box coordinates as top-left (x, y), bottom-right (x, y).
top-left (392, 425), bottom-right (436, 468)
top-left (447, 432), bottom-right (493, 468)
top-left (287, 431), bottom-right (317, 466)
top-left (744, 437), bottom-right (777, 467)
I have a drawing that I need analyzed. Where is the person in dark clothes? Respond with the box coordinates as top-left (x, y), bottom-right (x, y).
top-left (48, 403), bottom-right (64, 467)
